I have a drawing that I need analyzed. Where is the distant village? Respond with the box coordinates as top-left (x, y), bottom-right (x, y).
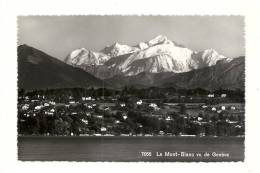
top-left (18, 87), bottom-right (245, 137)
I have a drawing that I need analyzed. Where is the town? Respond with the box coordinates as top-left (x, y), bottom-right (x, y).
top-left (18, 87), bottom-right (245, 137)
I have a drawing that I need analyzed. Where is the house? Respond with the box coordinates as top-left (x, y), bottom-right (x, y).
top-left (94, 133), bottom-right (101, 136)
top-left (120, 103), bottom-right (126, 107)
top-left (165, 116), bottom-right (172, 121)
top-left (221, 106), bottom-right (226, 110)
top-left (87, 105), bottom-right (93, 109)
top-left (44, 103), bottom-right (50, 107)
top-left (69, 101), bottom-right (75, 104)
top-left (121, 134), bottom-right (131, 136)
top-left (198, 117), bottom-right (203, 121)
top-left (231, 106), bottom-right (236, 110)
top-left (82, 97), bottom-right (92, 101)
top-left (159, 131), bottom-right (165, 135)
top-left (22, 104), bottom-right (29, 110)
top-left (149, 103), bottom-right (160, 110)
top-left (44, 111), bottom-right (53, 116)
top-left (208, 94), bottom-right (215, 98)
top-left (202, 105), bottom-right (207, 109)
top-left (137, 124), bottom-right (143, 128)
top-left (136, 100), bottom-right (143, 105)
top-left (49, 101), bottom-right (56, 105)
top-left (212, 107), bottom-right (216, 111)
top-left (95, 115), bottom-right (103, 119)
top-left (104, 134), bottom-right (114, 136)
top-left (34, 105), bottom-right (42, 110)
top-left (226, 120), bottom-right (237, 124)
top-left (221, 94), bottom-right (227, 98)
top-left (144, 134), bottom-right (153, 136)
top-left (101, 127), bottom-right (107, 132)
top-left (81, 119), bottom-right (88, 124)
top-left (123, 115), bottom-right (128, 120)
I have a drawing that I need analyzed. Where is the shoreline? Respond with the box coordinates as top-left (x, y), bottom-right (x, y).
top-left (18, 135), bottom-right (245, 138)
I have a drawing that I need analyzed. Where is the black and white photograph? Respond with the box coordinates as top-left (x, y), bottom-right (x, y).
top-left (16, 15), bottom-right (245, 162)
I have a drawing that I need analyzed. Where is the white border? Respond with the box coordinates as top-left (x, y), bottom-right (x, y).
top-left (0, 0), bottom-right (260, 173)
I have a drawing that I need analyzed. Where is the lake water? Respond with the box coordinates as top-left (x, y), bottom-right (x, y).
top-left (18, 136), bottom-right (244, 162)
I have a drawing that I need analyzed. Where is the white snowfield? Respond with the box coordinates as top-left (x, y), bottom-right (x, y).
top-left (65, 35), bottom-right (231, 78)
top-left (65, 48), bottom-right (110, 66)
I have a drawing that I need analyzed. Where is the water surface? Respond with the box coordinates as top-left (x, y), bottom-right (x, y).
top-left (18, 136), bottom-right (244, 162)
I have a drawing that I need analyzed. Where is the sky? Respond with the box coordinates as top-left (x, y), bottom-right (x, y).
top-left (18, 16), bottom-right (245, 60)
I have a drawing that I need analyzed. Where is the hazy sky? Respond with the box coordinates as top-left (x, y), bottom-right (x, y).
top-left (18, 16), bottom-right (244, 60)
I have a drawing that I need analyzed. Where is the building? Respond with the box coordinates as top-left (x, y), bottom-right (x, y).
top-left (231, 106), bottom-right (236, 110)
top-left (149, 103), bottom-right (160, 110)
top-left (120, 103), bottom-right (126, 107)
top-left (221, 94), bottom-right (227, 98)
top-left (136, 100), bottom-right (143, 105)
top-left (101, 127), bottom-right (107, 132)
top-left (202, 105), bottom-right (207, 109)
top-left (208, 94), bottom-right (215, 98)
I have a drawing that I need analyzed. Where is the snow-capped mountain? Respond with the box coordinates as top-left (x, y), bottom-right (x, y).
top-left (105, 56), bottom-right (245, 90)
top-left (101, 42), bottom-right (139, 57)
top-left (65, 48), bottom-right (110, 66)
top-left (105, 37), bottom-right (194, 76)
top-left (189, 48), bottom-right (227, 70)
top-left (65, 35), bottom-right (229, 78)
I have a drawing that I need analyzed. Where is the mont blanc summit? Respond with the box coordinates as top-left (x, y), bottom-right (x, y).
top-left (65, 35), bottom-right (229, 78)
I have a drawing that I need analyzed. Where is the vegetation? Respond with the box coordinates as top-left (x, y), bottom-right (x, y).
top-left (18, 87), bottom-right (245, 137)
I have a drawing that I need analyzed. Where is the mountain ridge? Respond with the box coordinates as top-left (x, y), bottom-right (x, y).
top-left (105, 56), bottom-right (245, 91)
top-left (65, 35), bottom-right (230, 79)
top-left (18, 44), bottom-right (106, 90)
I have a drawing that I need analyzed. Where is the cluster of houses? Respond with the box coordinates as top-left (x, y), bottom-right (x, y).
top-left (18, 93), bottom-right (244, 137)
top-left (201, 104), bottom-right (237, 113)
top-left (207, 93), bottom-right (227, 98)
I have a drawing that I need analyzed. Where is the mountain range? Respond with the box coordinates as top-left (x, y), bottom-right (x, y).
top-left (105, 56), bottom-right (244, 90)
top-left (65, 35), bottom-right (230, 79)
top-left (18, 35), bottom-right (245, 91)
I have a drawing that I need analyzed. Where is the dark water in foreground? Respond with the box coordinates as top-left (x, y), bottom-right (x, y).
top-left (18, 136), bottom-right (244, 162)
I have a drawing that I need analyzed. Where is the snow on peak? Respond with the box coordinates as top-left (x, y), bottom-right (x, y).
top-left (65, 35), bottom-right (229, 78)
top-left (189, 49), bottom-right (227, 69)
top-left (101, 42), bottom-right (139, 57)
top-left (65, 48), bottom-right (110, 66)
top-left (147, 35), bottom-right (169, 46)
top-left (138, 42), bottom-right (149, 50)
